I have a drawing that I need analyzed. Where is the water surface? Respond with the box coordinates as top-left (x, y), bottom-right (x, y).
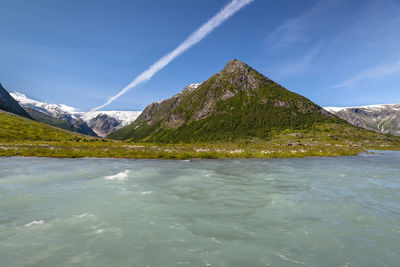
top-left (1, 152), bottom-right (399, 266)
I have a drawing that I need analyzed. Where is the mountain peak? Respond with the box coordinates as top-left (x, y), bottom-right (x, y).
top-left (219, 59), bottom-right (268, 92)
top-left (222, 59), bottom-right (252, 73)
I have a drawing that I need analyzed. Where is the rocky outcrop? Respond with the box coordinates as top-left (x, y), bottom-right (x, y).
top-left (86, 114), bottom-right (123, 138)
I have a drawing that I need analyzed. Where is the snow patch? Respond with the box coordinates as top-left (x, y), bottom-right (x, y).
top-left (324, 107), bottom-right (346, 113)
top-left (186, 83), bottom-right (201, 92)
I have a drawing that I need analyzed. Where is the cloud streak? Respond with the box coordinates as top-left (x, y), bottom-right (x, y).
top-left (265, 0), bottom-right (343, 52)
top-left (92, 0), bottom-right (255, 111)
top-left (262, 0), bottom-right (343, 80)
top-left (269, 44), bottom-right (320, 80)
top-left (331, 58), bottom-right (400, 89)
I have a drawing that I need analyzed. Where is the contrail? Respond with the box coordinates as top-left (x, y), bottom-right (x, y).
top-left (92, 0), bottom-right (255, 111)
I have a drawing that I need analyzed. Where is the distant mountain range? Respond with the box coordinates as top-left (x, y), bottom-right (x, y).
top-left (9, 92), bottom-right (141, 137)
top-left (325, 104), bottom-right (400, 136)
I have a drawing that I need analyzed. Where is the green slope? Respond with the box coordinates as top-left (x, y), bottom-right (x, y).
top-left (25, 107), bottom-right (82, 132)
top-left (109, 59), bottom-right (346, 143)
top-left (24, 108), bottom-right (98, 137)
top-left (0, 110), bottom-right (85, 142)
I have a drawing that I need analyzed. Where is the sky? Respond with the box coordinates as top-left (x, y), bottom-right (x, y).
top-left (1, 0), bottom-right (400, 111)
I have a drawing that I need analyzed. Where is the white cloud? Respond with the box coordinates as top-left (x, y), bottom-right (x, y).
top-left (92, 0), bottom-right (255, 111)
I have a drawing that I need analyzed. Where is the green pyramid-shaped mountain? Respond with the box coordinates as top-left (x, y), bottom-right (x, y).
top-left (109, 60), bottom-right (344, 142)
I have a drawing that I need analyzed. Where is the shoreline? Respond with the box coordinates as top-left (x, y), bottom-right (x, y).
top-left (1, 142), bottom-right (399, 160)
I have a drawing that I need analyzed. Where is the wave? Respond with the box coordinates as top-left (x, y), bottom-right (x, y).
top-left (25, 220), bottom-right (44, 227)
top-left (73, 213), bottom-right (93, 218)
top-left (105, 170), bottom-right (131, 181)
top-left (274, 252), bottom-right (307, 265)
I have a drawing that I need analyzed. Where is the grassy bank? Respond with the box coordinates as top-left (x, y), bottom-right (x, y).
top-left (1, 123), bottom-right (399, 159)
top-left (0, 141), bottom-right (363, 159)
top-left (1, 140), bottom-right (399, 160)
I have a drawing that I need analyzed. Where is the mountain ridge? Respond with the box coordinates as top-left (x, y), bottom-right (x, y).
top-left (324, 104), bottom-right (400, 136)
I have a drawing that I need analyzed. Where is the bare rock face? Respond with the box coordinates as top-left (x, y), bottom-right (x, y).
top-left (166, 113), bottom-right (185, 128)
top-left (195, 97), bottom-right (216, 121)
top-left (222, 59), bottom-right (264, 91)
top-left (325, 104), bottom-right (400, 136)
top-left (274, 100), bottom-right (291, 108)
top-left (221, 89), bottom-right (236, 101)
top-left (85, 114), bottom-right (122, 137)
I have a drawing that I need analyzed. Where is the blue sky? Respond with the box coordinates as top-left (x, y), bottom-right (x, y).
top-left (1, 0), bottom-right (399, 111)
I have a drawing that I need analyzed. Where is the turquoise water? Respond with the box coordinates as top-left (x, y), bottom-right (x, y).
top-left (0, 151), bottom-right (399, 266)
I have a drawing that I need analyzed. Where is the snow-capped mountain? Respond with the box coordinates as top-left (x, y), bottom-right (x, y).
top-left (10, 92), bottom-right (142, 137)
top-left (10, 92), bottom-right (79, 120)
top-left (10, 92), bottom-right (98, 136)
top-left (324, 103), bottom-right (400, 136)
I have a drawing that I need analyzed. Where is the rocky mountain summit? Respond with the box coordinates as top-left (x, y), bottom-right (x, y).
top-left (109, 59), bottom-right (342, 142)
top-left (325, 104), bottom-right (400, 136)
